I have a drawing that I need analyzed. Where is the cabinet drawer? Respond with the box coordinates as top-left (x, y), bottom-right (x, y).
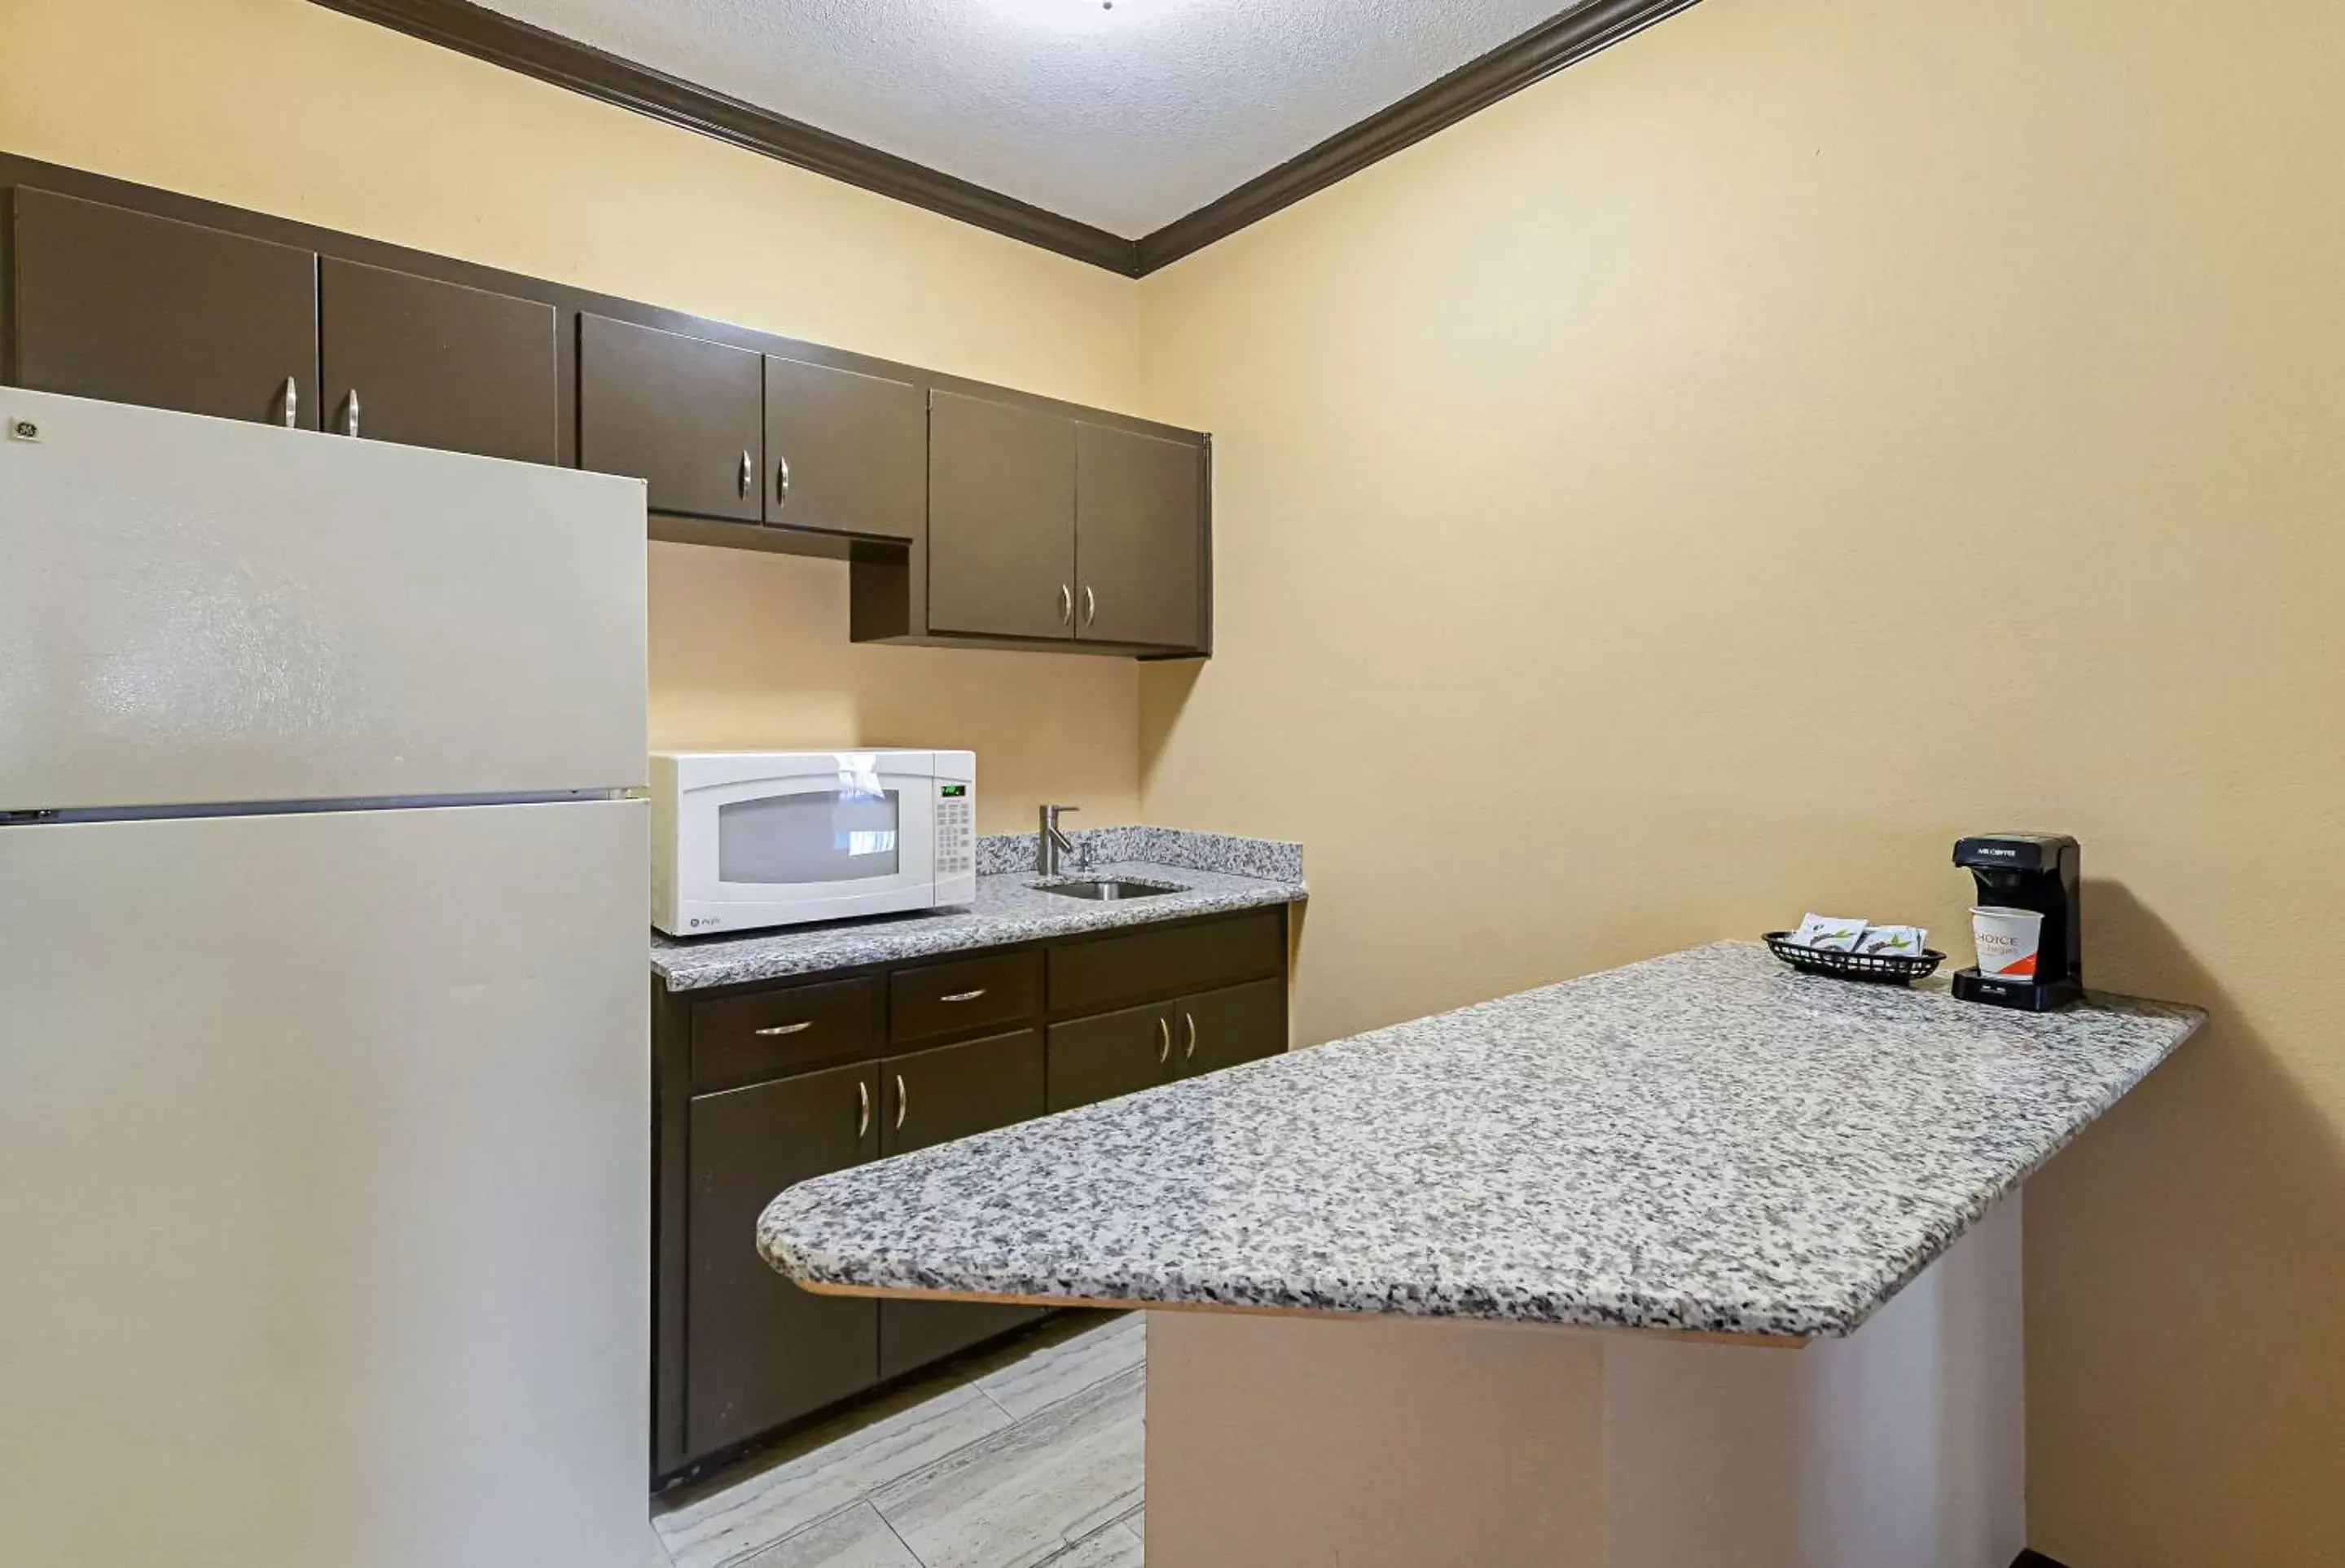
top-left (692, 976), bottom-right (881, 1086)
top-left (889, 950), bottom-right (1043, 1045)
top-left (1049, 908), bottom-right (1285, 1017)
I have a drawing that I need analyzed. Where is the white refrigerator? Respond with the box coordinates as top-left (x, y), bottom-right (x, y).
top-left (0, 388), bottom-right (653, 1566)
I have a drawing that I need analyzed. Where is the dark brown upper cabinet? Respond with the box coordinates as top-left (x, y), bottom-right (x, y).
top-left (578, 313), bottom-right (763, 523)
top-left (765, 355), bottom-right (924, 540)
top-left (1075, 424), bottom-right (1205, 649)
top-left (2, 158), bottom-right (1212, 659)
top-left (8, 187), bottom-right (318, 428)
top-left (318, 259), bottom-right (558, 464)
top-left (926, 390), bottom-right (1079, 641)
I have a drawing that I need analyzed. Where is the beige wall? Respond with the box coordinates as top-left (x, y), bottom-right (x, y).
top-left (1135, 0), bottom-right (2345, 1562)
top-left (0, 0), bottom-right (1142, 830)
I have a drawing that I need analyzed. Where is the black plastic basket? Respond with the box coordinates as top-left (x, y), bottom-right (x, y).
top-left (1763, 931), bottom-right (1944, 986)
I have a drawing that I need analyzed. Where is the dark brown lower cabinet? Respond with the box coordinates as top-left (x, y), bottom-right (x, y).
top-left (1175, 977), bottom-right (1288, 1078)
top-left (878, 1030), bottom-right (1047, 1377)
top-left (1047, 976), bottom-right (1287, 1113)
top-left (685, 1061), bottom-right (880, 1456)
top-left (1047, 1001), bottom-right (1175, 1111)
top-left (654, 905), bottom-right (1292, 1485)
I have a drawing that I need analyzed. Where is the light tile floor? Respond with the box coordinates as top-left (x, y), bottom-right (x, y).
top-left (652, 1312), bottom-right (1147, 1568)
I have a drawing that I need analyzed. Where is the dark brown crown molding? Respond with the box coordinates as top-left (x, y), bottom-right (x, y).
top-left (1131, 0), bottom-right (1705, 275)
top-left (305, 0), bottom-right (1142, 275)
top-left (308, 0), bottom-right (1702, 279)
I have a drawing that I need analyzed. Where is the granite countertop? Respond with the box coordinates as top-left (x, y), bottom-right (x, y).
top-left (758, 942), bottom-right (2202, 1339)
top-left (652, 827), bottom-right (1304, 993)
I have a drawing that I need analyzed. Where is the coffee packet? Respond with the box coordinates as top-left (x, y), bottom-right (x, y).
top-left (1790, 913), bottom-right (1868, 951)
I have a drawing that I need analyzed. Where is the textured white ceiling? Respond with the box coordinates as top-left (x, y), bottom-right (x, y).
top-left (477, 0), bottom-right (1577, 236)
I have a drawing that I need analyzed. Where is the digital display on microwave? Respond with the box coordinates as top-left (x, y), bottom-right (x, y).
top-left (940, 784), bottom-right (967, 797)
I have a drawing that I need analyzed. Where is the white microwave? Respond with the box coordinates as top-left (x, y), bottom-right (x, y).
top-left (650, 750), bottom-right (977, 936)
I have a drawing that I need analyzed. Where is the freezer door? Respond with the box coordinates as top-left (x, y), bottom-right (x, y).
top-left (0, 387), bottom-right (647, 811)
top-left (0, 801), bottom-right (650, 1568)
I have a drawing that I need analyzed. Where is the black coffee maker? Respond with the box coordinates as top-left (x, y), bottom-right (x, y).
top-left (1952, 832), bottom-right (2084, 1011)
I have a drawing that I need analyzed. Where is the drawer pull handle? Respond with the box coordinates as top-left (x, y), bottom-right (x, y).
top-left (279, 376), bottom-right (299, 428)
top-left (1183, 1012), bottom-right (1197, 1063)
top-left (857, 1079), bottom-right (871, 1140)
top-left (894, 1074), bottom-right (908, 1132)
top-left (754, 1021), bottom-right (813, 1037)
top-left (939, 988), bottom-right (986, 1004)
top-left (1156, 1016), bottom-right (1171, 1065)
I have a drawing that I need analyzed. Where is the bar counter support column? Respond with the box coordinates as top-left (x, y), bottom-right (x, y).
top-left (1145, 1197), bottom-right (2024, 1568)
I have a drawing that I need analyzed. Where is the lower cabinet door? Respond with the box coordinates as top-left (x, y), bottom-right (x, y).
top-left (686, 1061), bottom-right (880, 1457)
top-left (878, 1029), bottom-right (1047, 1377)
top-left (1175, 977), bottom-right (1288, 1078)
top-left (1047, 1001), bottom-right (1175, 1112)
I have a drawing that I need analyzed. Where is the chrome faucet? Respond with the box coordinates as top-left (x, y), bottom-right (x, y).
top-left (1038, 803), bottom-right (1082, 877)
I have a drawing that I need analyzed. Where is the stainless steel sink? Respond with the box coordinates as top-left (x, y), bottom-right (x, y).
top-left (1033, 877), bottom-right (1184, 901)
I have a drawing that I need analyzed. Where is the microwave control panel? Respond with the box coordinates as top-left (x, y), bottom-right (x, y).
top-left (935, 781), bottom-right (974, 877)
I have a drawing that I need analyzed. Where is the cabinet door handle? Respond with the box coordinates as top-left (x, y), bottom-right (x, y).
top-left (1183, 1012), bottom-right (1197, 1063)
top-left (738, 448), bottom-right (754, 497)
top-left (339, 389), bottom-right (360, 437)
top-left (1156, 1016), bottom-right (1171, 1066)
top-left (1058, 584), bottom-right (1074, 626)
top-left (1082, 585), bottom-right (1096, 626)
top-left (753, 1020), bottom-right (812, 1037)
top-left (775, 453), bottom-right (792, 507)
top-left (938, 988), bottom-right (986, 1004)
top-left (857, 1078), bottom-right (871, 1140)
top-left (279, 376), bottom-right (299, 428)
top-left (894, 1074), bottom-right (908, 1132)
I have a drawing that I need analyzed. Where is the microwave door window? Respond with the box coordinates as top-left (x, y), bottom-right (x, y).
top-left (718, 788), bottom-right (901, 884)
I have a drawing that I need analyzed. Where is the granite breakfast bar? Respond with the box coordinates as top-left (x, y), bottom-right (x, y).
top-left (758, 942), bottom-right (2203, 1567)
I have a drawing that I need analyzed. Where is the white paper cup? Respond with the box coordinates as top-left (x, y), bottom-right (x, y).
top-left (1970, 906), bottom-right (2044, 980)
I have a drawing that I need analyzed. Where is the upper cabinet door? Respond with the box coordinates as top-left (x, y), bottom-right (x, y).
top-left (1075, 424), bottom-right (1205, 649)
top-left (577, 313), bottom-right (762, 522)
top-left (319, 259), bottom-right (558, 464)
top-left (764, 355), bottom-right (924, 539)
top-left (9, 188), bottom-right (317, 428)
top-left (927, 391), bottom-right (1077, 640)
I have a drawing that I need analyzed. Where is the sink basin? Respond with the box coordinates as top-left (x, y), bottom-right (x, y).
top-left (1034, 877), bottom-right (1184, 901)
